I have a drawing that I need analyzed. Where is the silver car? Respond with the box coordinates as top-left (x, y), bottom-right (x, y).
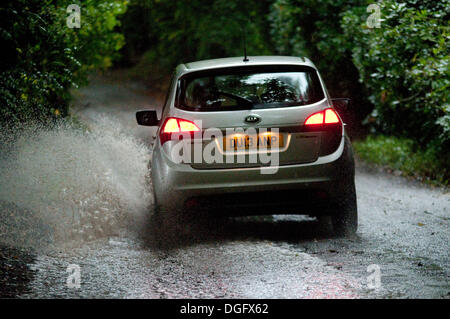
top-left (137, 56), bottom-right (357, 235)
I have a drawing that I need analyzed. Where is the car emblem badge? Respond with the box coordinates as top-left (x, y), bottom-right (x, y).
top-left (245, 115), bottom-right (261, 124)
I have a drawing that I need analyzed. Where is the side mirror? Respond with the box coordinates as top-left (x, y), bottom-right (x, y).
top-left (331, 98), bottom-right (350, 111)
top-left (136, 110), bottom-right (159, 126)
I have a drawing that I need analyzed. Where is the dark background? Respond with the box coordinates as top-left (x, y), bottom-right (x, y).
top-left (1, 0), bottom-right (448, 183)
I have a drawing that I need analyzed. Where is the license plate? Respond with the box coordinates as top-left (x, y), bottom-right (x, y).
top-left (223, 133), bottom-right (284, 151)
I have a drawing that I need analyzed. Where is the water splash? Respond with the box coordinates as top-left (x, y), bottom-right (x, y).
top-left (0, 116), bottom-right (152, 250)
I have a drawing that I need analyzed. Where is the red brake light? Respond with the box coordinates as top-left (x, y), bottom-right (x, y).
top-left (160, 117), bottom-right (200, 144)
top-left (163, 118), bottom-right (180, 133)
top-left (305, 112), bottom-right (324, 125)
top-left (304, 108), bottom-right (340, 126)
top-left (179, 119), bottom-right (200, 132)
top-left (324, 109), bottom-right (339, 124)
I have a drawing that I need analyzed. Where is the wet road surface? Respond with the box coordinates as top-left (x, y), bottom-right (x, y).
top-left (9, 74), bottom-right (450, 298)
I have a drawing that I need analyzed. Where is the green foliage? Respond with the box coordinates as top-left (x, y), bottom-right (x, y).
top-left (269, 0), bottom-right (449, 172)
top-left (268, 0), bottom-right (367, 96)
top-left (2, 0), bottom-right (447, 182)
top-left (65, 0), bottom-right (127, 74)
top-left (268, 0), bottom-right (372, 137)
top-left (341, 0), bottom-right (450, 153)
top-left (122, 0), bottom-right (274, 74)
top-left (354, 135), bottom-right (448, 185)
top-left (0, 0), bottom-right (127, 125)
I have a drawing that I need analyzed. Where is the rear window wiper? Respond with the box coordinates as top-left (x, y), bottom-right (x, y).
top-left (214, 91), bottom-right (254, 108)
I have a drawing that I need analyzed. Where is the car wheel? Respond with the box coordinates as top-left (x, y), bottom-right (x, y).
top-left (331, 180), bottom-right (358, 236)
top-left (151, 190), bottom-right (190, 238)
top-left (150, 200), bottom-right (163, 227)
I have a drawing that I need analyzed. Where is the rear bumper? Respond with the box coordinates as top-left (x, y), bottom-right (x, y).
top-left (151, 136), bottom-right (353, 214)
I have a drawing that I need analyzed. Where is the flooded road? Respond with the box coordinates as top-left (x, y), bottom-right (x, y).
top-left (2, 73), bottom-right (448, 298)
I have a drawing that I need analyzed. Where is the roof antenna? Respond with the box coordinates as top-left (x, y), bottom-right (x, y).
top-left (242, 24), bottom-right (249, 62)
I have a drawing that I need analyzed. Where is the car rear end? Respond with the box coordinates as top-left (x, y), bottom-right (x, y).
top-left (151, 57), bottom-right (355, 219)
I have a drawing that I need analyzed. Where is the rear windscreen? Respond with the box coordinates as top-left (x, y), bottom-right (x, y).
top-left (177, 66), bottom-right (325, 111)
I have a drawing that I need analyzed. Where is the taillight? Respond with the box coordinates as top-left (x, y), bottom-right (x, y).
top-left (304, 108), bottom-right (341, 126)
top-left (304, 112), bottom-right (324, 125)
top-left (160, 117), bottom-right (200, 144)
top-left (163, 118), bottom-right (181, 133)
top-left (324, 109), bottom-right (339, 124)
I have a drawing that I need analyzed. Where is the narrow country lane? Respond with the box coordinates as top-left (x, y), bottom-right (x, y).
top-left (17, 74), bottom-right (449, 299)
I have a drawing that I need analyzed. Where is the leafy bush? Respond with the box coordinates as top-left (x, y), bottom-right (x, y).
top-left (269, 0), bottom-right (448, 177)
top-left (0, 0), bottom-right (127, 125)
top-left (269, 1), bottom-right (367, 92)
top-left (354, 135), bottom-right (448, 185)
top-left (342, 0), bottom-right (449, 154)
top-left (268, 0), bottom-right (372, 133)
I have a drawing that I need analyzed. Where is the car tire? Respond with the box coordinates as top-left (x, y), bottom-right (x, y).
top-left (330, 136), bottom-right (358, 236)
top-left (150, 201), bottom-right (163, 227)
top-left (151, 190), bottom-right (190, 239)
top-left (331, 180), bottom-right (358, 236)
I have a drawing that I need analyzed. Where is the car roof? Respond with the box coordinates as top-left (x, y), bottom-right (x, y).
top-left (175, 56), bottom-right (316, 77)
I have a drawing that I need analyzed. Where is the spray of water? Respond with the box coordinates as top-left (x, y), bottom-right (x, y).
top-left (0, 116), bottom-right (152, 251)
